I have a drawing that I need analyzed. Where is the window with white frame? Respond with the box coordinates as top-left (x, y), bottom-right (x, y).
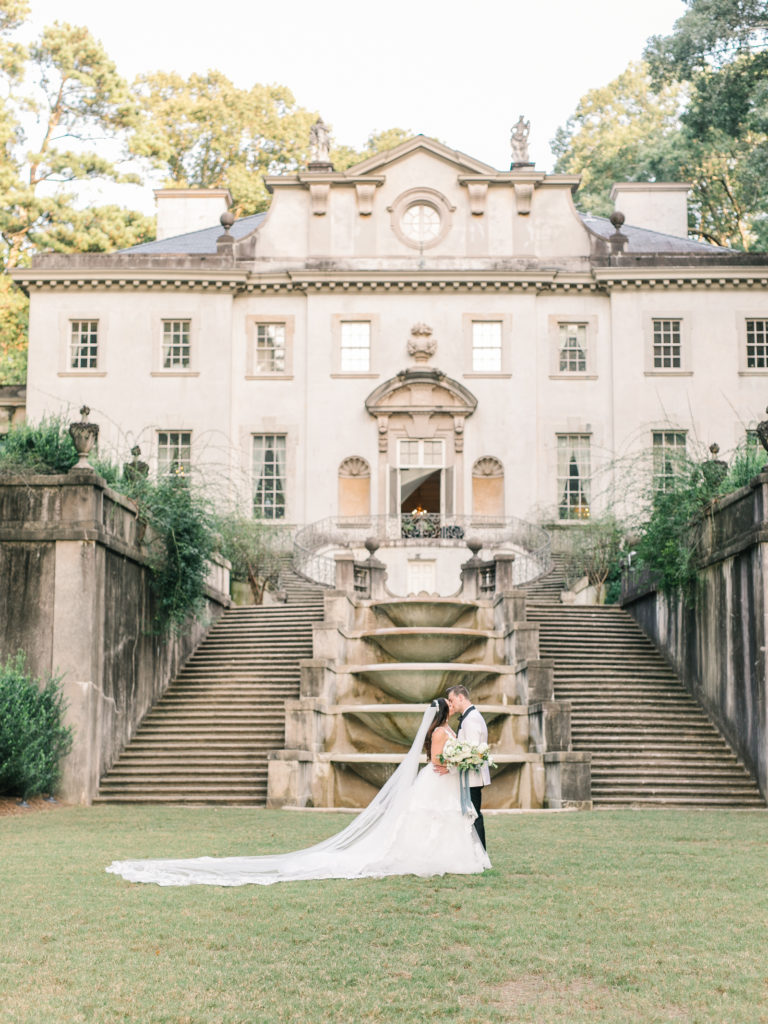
top-left (255, 324), bottom-right (286, 374)
top-left (69, 320), bottom-right (99, 369)
top-left (253, 434), bottom-right (287, 519)
top-left (157, 431), bottom-right (191, 476)
top-left (652, 431), bottom-right (686, 491)
top-left (558, 323), bottom-right (587, 373)
top-left (162, 319), bottom-right (191, 369)
top-left (471, 321), bottom-right (502, 373)
top-left (652, 319), bottom-right (682, 369)
top-left (398, 438), bottom-right (444, 467)
top-left (746, 319), bottom-right (768, 369)
top-left (557, 435), bottom-right (591, 520)
top-left (340, 321), bottom-right (371, 372)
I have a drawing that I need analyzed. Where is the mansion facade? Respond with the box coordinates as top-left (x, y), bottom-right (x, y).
top-left (14, 135), bottom-right (768, 541)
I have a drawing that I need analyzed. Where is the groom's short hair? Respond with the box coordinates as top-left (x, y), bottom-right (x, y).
top-left (446, 685), bottom-right (470, 700)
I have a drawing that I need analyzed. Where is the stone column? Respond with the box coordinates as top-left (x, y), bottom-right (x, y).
top-left (493, 552), bottom-right (516, 592)
top-left (334, 552), bottom-right (356, 593)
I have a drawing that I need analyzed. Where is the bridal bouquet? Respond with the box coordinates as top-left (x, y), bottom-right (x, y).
top-left (439, 738), bottom-right (497, 772)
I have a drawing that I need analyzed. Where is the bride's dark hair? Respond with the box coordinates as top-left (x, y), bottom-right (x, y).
top-left (425, 698), bottom-right (449, 760)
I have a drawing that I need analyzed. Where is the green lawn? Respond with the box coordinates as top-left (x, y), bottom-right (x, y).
top-left (2, 806), bottom-right (768, 1024)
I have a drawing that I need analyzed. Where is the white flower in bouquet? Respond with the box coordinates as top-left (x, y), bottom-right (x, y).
top-left (439, 737), bottom-right (497, 771)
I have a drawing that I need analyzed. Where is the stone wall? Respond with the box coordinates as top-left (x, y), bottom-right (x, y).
top-left (0, 471), bottom-right (230, 803)
top-left (623, 473), bottom-right (768, 800)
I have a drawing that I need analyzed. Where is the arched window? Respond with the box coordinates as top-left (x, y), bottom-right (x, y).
top-left (338, 457), bottom-right (371, 517)
top-left (472, 457), bottom-right (504, 518)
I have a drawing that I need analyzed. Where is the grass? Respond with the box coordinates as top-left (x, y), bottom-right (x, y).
top-left (2, 806), bottom-right (768, 1024)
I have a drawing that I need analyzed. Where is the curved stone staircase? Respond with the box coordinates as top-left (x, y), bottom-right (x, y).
top-left (524, 562), bottom-right (764, 808)
top-left (95, 567), bottom-right (325, 805)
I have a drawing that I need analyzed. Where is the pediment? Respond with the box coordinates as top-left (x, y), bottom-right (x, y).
top-left (347, 135), bottom-right (497, 178)
top-left (365, 368), bottom-right (477, 417)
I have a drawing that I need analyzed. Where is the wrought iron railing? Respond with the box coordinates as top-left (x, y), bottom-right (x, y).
top-left (292, 514), bottom-right (551, 589)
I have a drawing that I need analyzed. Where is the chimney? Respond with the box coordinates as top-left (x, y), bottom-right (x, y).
top-left (154, 188), bottom-right (233, 241)
top-left (609, 182), bottom-right (691, 238)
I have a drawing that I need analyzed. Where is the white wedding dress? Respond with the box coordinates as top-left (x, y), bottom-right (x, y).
top-left (106, 707), bottom-right (491, 886)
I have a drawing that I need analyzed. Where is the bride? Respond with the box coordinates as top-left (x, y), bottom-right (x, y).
top-left (106, 698), bottom-right (491, 886)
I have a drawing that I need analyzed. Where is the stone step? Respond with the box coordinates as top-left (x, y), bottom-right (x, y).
top-left (92, 794), bottom-right (266, 805)
top-left (593, 790), bottom-right (765, 806)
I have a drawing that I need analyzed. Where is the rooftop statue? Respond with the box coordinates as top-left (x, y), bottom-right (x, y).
top-left (510, 115), bottom-right (530, 166)
top-left (309, 117), bottom-right (331, 165)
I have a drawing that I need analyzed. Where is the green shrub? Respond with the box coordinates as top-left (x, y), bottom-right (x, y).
top-left (0, 654), bottom-right (72, 800)
top-left (0, 415), bottom-right (78, 476)
top-left (128, 474), bottom-right (217, 633)
top-left (721, 442), bottom-right (766, 493)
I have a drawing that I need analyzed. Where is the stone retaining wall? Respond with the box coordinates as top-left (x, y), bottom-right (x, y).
top-left (623, 472), bottom-right (768, 800)
top-left (0, 471), bottom-right (230, 803)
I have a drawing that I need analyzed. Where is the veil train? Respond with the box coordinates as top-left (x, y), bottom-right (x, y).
top-left (106, 705), bottom-right (439, 886)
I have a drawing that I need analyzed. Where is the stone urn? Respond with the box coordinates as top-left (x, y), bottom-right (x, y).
top-left (123, 444), bottom-right (149, 482)
top-left (68, 405), bottom-right (99, 470)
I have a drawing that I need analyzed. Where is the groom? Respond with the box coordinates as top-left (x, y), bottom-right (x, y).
top-left (445, 685), bottom-right (490, 851)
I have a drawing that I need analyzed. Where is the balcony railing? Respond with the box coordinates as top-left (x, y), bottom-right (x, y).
top-left (293, 514), bottom-right (551, 589)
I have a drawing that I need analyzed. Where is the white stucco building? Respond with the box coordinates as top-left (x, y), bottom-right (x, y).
top-left (14, 134), bottom-right (768, 587)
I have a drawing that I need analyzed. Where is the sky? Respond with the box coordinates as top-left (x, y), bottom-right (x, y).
top-left (25, 0), bottom-right (688, 211)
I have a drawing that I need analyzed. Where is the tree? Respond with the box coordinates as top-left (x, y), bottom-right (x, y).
top-left (0, 272), bottom-right (26, 382)
top-left (331, 127), bottom-right (413, 171)
top-left (130, 71), bottom-right (317, 217)
top-left (214, 513), bottom-right (285, 604)
top-left (0, 20), bottom-right (154, 269)
top-left (131, 71), bottom-right (415, 215)
top-left (0, 9), bottom-right (154, 382)
top-left (644, 0), bottom-right (768, 248)
top-left (552, 62), bottom-right (685, 217)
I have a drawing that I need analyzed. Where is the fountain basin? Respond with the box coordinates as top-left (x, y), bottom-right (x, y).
top-left (362, 627), bottom-right (486, 662)
top-left (327, 752), bottom-right (540, 790)
top-left (343, 703), bottom-right (512, 746)
top-left (373, 600), bottom-right (475, 628)
top-left (348, 663), bottom-right (510, 702)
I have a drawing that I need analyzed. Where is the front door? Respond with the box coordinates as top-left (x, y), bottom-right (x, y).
top-left (397, 439), bottom-right (444, 515)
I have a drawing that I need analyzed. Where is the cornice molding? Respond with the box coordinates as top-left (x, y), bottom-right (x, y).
top-left (594, 268), bottom-right (768, 290)
top-left (15, 265), bottom-right (768, 296)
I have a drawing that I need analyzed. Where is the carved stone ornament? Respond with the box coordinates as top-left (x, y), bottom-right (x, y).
top-left (339, 456), bottom-right (371, 478)
top-left (355, 183), bottom-right (377, 216)
top-left (68, 405), bottom-right (99, 470)
top-left (309, 117), bottom-right (331, 164)
top-left (309, 183), bottom-right (330, 216)
top-left (756, 408), bottom-right (768, 458)
top-left (510, 115), bottom-right (531, 166)
top-left (407, 323), bottom-right (437, 363)
top-left (473, 456), bottom-right (504, 478)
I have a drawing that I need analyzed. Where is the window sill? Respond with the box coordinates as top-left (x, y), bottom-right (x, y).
top-left (462, 372), bottom-right (512, 379)
top-left (245, 374), bottom-right (294, 381)
top-left (58, 371), bottom-right (107, 377)
top-left (548, 374), bottom-right (598, 381)
top-left (151, 371), bottom-right (200, 377)
top-left (738, 370), bottom-right (768, 376)
top-left (643, 371), bottom-right (693, 377)
top-left (330, 372), bottom-right (379, 379)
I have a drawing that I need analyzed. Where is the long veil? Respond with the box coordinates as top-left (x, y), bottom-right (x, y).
top-left (106, 704), bottom-right (439, 886)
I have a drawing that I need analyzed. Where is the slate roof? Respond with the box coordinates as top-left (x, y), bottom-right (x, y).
top-left (580, 213), bottom-right (731, 254)
top-left (119, 208), bottom-right (731, 258)
top-left (121, 213), bottom-right (267, 254)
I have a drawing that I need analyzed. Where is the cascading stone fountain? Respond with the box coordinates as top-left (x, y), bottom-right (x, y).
top-left (267, 553), bottom-right (591, 811)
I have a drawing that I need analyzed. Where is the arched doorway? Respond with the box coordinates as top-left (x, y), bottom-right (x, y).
top-left (365, 367), bottom-right (477, 519)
